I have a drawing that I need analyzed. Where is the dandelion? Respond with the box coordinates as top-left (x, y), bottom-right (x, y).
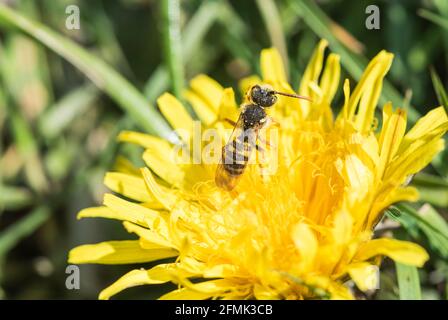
top-left (68, 40), bottom-right (447, 299)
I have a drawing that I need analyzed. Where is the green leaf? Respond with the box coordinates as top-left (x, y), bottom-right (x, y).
top-left (0, 185), bottom-right (33, 211)
top-left (418, 9), bottom-right (448, 31)
top-left (430, 67), bottom-right (448, 115)
top-left (38, 85), bottom-right (98, 139)
top-left (396, 262), bottom-right (422, 300)
top-left (161, 0), bottom-right (185, 100)
top-left (392, 204), bottom-right (448, 259)
top-left (144, 0), bottom-right (222, 100)
top-left (0, 206), bottom-right (50, 258)
top-left (412, 173), bottom-right (448, 207)
top-left (256, 0), bottom-right (289, 76)
top-left (0, 4), bottom-right (175, 142)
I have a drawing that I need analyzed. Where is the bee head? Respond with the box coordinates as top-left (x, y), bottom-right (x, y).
top-left (249, 84), bottom-right (277, 107)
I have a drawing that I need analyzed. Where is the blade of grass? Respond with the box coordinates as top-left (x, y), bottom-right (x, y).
top-left (390, 204), bottom-right (448, 259)
top-left (144, 0), bottom-right (222, 100)
top-left (290, 0), bottom-right (420, 123)
top-left (429, 67), bottom-right (448, 176)
top-left (161, 0), bottom-right (185, 100)
top-left (0, 206), bottom-right (50, 258)
top-left (412, 173), bottom-right (448, 207)
top-left (8, 106), bottom-right (48, 192)
top-left (418, 9), bottom-right (448, 31)
top-left (0, 185), bottom-right (33, 211)
top-left (256, 0), bottom-right (289, 76)
top-left (0, 4), bottom-right (176, 142)
top-left (396, 262), bottom-right (422, 300)
top-left (38, 85), bottom-right (98, 139)
top-left (430, 67), bottom-right (448, 113)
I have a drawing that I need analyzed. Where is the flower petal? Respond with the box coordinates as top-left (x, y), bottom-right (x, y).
top-left (292, 223), bottom-right (318, 272)
top-left (68, 240), bottom-right (177, 265)
top-left (103, 193), bottom-right (162, 229)
top-left (123, 221), bottom-right (175, 249)
top-left (239, 75), bottom-right (262, 96)
top-left (189, 74), bottom-right (223, 112)
top-left (158, 93), bottom-right (194, 143)
top-left (99, 264), bottom-right (177, 300)
top-left (140, 167), bottom-right (176, 209)
top-left (261, 47), bottom-right (287, 84)
top-left (104, 172), bottom-right (154, 203)
top-left (159, 288), bottom-right (216, 300)
top-left (299, 39), bottom-right (328, 99)
top-left (355, 238), bottom-right (429, 267)
top-left (217, 88), bottom-right (239, 122)
top-left (404, 106), bottom-right (448, 141)
top-left (346, 262), bottom-right (379, 292)
top-left (319, 53), bottom-right (341, 104)
top-left (346, 50), bottom-right (393, 132)
top-left (184, 89), bottom-right (217, 126)
top-left (377, 103), bottom-right (407, 178)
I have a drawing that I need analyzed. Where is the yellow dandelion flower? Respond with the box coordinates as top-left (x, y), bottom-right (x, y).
top-left (69, 40), bottom-right (448, 300)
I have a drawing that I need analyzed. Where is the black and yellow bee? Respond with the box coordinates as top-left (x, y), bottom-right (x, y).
top-left (215, 84), bottom-right (311, 190)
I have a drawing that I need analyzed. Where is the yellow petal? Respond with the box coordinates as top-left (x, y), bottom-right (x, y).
top-left (68, 240), bottom-right (177, 265)
top-left (239, 75), bottom-right (262, 97)
top-left (113, 155), bottom-right (140, 176)
top-left (159, 288), bottom-right (216, 300)
top-left (99, 264), bottom-right (176, 300)
top-left (332, 209), bottom-right (353, 244)
top-left (217, 88), bottom-right (239, 122)
top-left (405, 106), bottom-right (448, 141)
top-left (355, 238), bottom-right (429, 267)
top-left (103, 193), bottom-right (160, 228)
top-left (157, 93), bottom-right (194, 143)
top-left (261, 47), bottom-right (287, 84)
top-left (119, 131), bottom-right (185, 186)
top-left (118, 130), bottom-right (172, 150)
top-left (299, 39), bottom-right (328, 97)
top-left (104, 172), bottom-right (153, 203)
top-left (292, 223), bottom-right (318, 272)
top-left (123, 221), bottom-right (174, 249)
top-left (140, 167), bottom-right (176, 209)
top-left (377, 103), bottom-right (407, 178)
top-left (183, 89), bottom-right (217, 126)
top-left (346, 50), bottom-right (393, 131)
top-left (337, 79), bottom-right (351, 121)
top-left (142, 149), bottom-right (185, 187)
top-left (369, 186), bottom-right (419, 227)
top-left (387, 138), bottom-right (445, 183)
top-left (346, 262), bottom-right (379, 292)
top-left (189, 74), bottom-right (223, 112)
top-left (319, 53), bottom-right (341, 104)
top-left (77, 206), bottom-right (115, 220)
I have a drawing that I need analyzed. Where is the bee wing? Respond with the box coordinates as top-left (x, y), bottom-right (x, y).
top-left (215, 113), bottom-right (252, 190)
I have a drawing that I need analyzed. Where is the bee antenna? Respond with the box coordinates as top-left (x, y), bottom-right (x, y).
top-left (273, 91), bottom-right (313, 102)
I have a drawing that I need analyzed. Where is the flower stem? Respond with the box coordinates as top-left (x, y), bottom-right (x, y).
top-left (161, 0), bottom-right (185, 100)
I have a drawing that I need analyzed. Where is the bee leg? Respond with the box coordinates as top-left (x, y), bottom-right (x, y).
top-left (223, 118), bottom-right (237, 126)
top-left (257, 137), bottom-right (273, 150)
top-left (255, 144), bottom-right (270, 173)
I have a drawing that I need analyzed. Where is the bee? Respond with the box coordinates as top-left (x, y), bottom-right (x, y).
top-left (215, 84), bottom-right (311, 190)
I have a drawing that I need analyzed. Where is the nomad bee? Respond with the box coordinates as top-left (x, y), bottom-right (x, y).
top-left (215, 84), bottom-right (311, 190)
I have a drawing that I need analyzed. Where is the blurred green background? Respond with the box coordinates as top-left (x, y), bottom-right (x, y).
top-left (0, 0), bottom-right (447, 299)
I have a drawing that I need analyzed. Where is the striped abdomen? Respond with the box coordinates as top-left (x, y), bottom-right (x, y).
top-left (222, 131), bottom-right (254, 176)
